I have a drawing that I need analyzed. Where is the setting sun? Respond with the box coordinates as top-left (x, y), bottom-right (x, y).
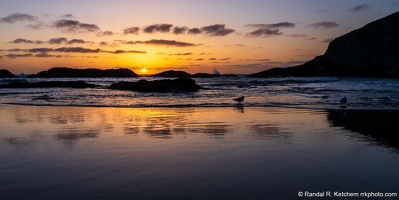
top-left (141, 68), bottom-right (147, 73)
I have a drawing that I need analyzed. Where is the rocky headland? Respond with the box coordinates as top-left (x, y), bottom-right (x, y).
top-left (249, 11), bottom-right (399, 78)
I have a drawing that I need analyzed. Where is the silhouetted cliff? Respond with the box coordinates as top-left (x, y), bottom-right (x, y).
top-left (0, 69), bottom-right (17, 78)
top-left (249, 11), bottom-right (399, 78)
top-left (29, 67), bottom-right (138, 78)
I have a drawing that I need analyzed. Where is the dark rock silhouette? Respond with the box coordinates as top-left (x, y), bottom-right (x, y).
top-left (152, 70), bottom-right (191, 78)
top-left (28, 67), bottom-right (138, 78)
top-left (0, 69), bottom-right (17, 78)
top-left (0, 81), bottom-right (99, 88)
top-left (109, 78), bottom-right (201, 92)
top-left (192, 73), bottom-right (221, 78)
top-left (249, 11), bottom-right (399, 78)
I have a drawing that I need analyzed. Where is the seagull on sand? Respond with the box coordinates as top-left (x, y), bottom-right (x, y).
top-left (233, 96), bottom-right (245, 103)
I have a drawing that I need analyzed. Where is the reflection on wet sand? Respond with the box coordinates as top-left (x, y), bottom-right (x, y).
top-left (249, 124), bottom-right (292, 143)
top-left (327, 110), bottom-right (399, 150)
top-left (2, 105), bottom-right (399, 199)
top-left (2, 105), bottom-right (399, 151)
top-left (55, 128), bottom-right (100, 148)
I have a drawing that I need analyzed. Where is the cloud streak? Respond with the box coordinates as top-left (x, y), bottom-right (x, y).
top-left (10, 38), bottom-right (45, 44)
top-left (349, 4), bottom-right (370, 12)
top-left (122, 24), bottom-right (235, 36)
top-left (118, 39), bottom-right (199, 47)
top-left (52, 19), bottom-right (100, 33)
top-left (200, 24), bottom-right (235, 36)
top-left (5, 47), bottom-right (146, 55)
top-left (0, 13), bottom-right (38, 23)
top-left (143, 24), bottom-right (173, 33)
top-left (123, 27), bottom-right (140, 35)
top-left (10, 37), bottom-right (94, 45)
top-left (306, 21), bottom-right (339, 29)
top-left (245, 22), bottom-right (295, 37)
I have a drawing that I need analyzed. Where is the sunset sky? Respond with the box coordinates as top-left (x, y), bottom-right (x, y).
top-left (0, 0), bottom-right (398, 75)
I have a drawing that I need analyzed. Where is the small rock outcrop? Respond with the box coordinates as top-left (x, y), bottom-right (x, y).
top-left (28, 67), bottom-right (138, 78)
top-left (0, 81), bottom-right (99, 88)
top-left (0, 69), bottom-right (17, 78)
top-left (151, 70), bottom-right (192, 78)
top-left (249, 11), bottom-right (399, 78)
top-left (192, 73), bottom-right (221, 78)
top-left (109, 78), bottom-right (201, 92)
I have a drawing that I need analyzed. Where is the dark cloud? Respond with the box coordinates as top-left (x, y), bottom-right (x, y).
top-left (306, 21), bottom-right (339, 29)
top-left (10, 38), bottom-right (44, 44)
top-left (23, 47), bottom-right (145, 54)
top-left (0, 13), bottom-right (38, 23)
top-left (245, 22), bottom-right (295, 37)
top-left (27, 22), bottom-right (47, 30)
top-left (52, 19), bottom-right (100, 33)
top-left (246, 22), bottom-right (295, 29)
top-left (123, 27), bottom-right (140, 35)
top-left (60, 14), bottom-right (74, 19)
top-left (257, 59), bottom-right (272, 62)
top-left (246, 29), bottom-right (282, 37)
top-left (220, 57), bottom-right (231, 60)
top-left (67, 39), bottom-right (86, 44)
top-left (143, 24), bottom-right (173, 33)
top-left (55, 47), bottom-right (102, 53)
top-left (143, 39), bottom-right (197, 47)
top-left (287, 34), bottom-right (307, 38)
top-left (173, 26), bottom-right (187, 34)
top-left (9, 48), bottom-right (27, 52)
top-left (350, 4), bottom-right (370, 12)
top-left (169, 52), bottom-right (193, 56)
top-left (200, 24), bottom-right (235, 36)
top-left (28, 48), bottom-right (55, 53)
top-left (120, 39), bottom-right (198, 47)
top-left (108, 50), bottom-right (146, 54)
top-left (209, 58), bottom-right (216, 60)
top-left (6, 53), bottom-right (33, 59)
top-left (48, 37), bottom-right (68, 44)
top-left (35, 53), bottom-right (62, 58)
top-left (98, 31), bottom-right (114, 36)
top-left (195, 58), bottom-right (204, 61)
top-left (188, 28), bottom-right (202, 35)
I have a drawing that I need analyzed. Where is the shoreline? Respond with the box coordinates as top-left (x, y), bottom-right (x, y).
top-left (3, 102), bottom-right (399, 111)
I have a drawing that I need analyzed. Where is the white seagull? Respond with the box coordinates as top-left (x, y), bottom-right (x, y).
top-left (233, 96), bottom-right (245, 103)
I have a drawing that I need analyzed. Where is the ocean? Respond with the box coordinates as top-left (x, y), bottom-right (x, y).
top-left (1, 77), bottom-right (399, 199)
top-left (0, 76), bottom-right (398, 110)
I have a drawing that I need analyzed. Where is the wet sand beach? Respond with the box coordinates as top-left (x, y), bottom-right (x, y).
top-left (1, 104), bottom-right (398, 199)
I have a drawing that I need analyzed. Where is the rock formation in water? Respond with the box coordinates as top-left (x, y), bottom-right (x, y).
top-left (109, 78), bottom-right (201, 92)
top-left (152, 70), bottom-right (192, 78)
top-left (0, 69), bottom-right (17, 78)
top-left (28, 67), bottom-right (138, 78)
top-left (249, 11), bottom-right (399, 78)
